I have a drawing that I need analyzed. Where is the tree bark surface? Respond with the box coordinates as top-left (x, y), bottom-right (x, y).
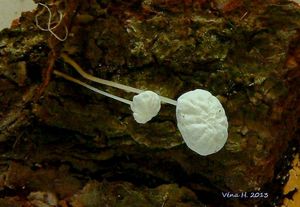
top-left (0, 0), bottom-right (299, 206)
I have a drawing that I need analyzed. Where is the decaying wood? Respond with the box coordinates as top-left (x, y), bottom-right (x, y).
top-left (0, 0), bottom-right (299, 206)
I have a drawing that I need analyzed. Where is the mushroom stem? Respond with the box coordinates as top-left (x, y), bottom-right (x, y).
top-left (53, 70), bottom-right (132, 105)
top-left (61, 54), bottom-right (177, 106)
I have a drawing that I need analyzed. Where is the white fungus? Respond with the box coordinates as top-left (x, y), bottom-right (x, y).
top-left (130, 91), bottom-right (161, 124)
top-left (176, 89), bottom-right (228, 156)
top-left (53, 71), bottom-right (161, 124)
top-left (54, 54), bottom-right (229, 156)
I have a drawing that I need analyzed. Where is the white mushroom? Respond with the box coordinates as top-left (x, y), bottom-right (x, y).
top-left (131, 91), bottom-right (161, 124)
top-left (54, 54), bottom-right (229, 156)
top-left (176, 89), bottom-right (228, 156)
top-left (53, 71), bottom-right (162, 124)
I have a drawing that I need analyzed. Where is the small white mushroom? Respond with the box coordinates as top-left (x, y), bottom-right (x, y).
top-left (176, 89), bottom-right (228, 156)
top-left (53, 71), bottom-right (162, 124)
top-left (131, 91), bottom-right (161, 124)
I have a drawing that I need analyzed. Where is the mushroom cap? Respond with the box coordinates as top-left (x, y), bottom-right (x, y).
top-left (176, 89), bottom-right (228, 156)
top-left (131, 91), bottom-right (161, 124)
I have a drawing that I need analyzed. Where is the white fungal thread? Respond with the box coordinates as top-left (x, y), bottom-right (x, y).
top-left (35, 3), bottom-right (68, 41)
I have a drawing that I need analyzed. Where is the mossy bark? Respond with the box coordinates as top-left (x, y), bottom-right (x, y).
top-left (0, 0), bottom-right (299, 206)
